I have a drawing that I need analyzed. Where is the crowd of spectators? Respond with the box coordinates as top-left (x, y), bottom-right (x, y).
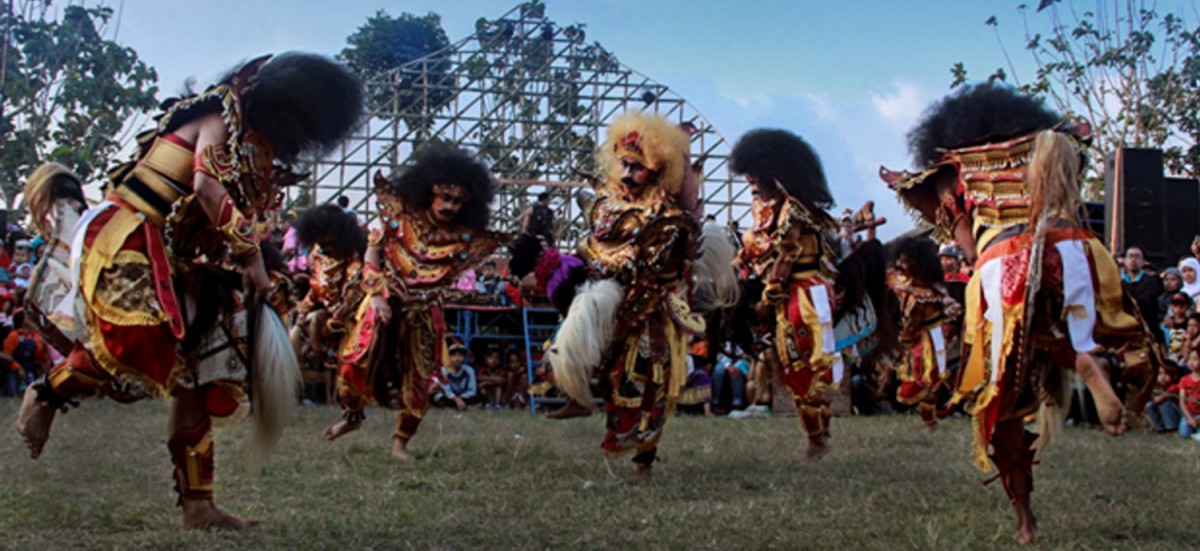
top-left (1114, 242), bottom-right (1200, 441)
top-left (0, 223), bottom-right (56, 398)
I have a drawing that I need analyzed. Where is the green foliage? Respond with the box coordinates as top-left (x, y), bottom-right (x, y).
top-left (0, 2), bottom-right (159, 208)
top-left (951, 1), bottom-right (1200, 197)
top-left (338, 9), bottom-right (452, 135)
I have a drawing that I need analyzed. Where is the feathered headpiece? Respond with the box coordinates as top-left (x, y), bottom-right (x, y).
top-left (600, 111), bottom-right (690, 195)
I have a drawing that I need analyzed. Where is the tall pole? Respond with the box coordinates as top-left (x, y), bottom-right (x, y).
top-left (0, 0), bottom-right (11, 138)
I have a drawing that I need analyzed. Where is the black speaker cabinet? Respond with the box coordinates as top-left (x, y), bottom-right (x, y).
top-left (1104, 148), bottom-right (1166, 264)
top-left (1163, 176), bottom-right (1200, 263)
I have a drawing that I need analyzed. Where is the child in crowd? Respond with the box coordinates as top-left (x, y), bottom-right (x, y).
top-left (1187, 314), bottom-right (1200, 356)
top-left (505, 349), bottom-right (528, 409)
top-left (1146, 361), bottom-right (1182, 434)
top-left (430, 343), bottom-right (479, 411)
top-left (476, 348), bottom-right (507, 409)
top-left (1177, 349), bottom-right (1200, 440)
top-left (1163, 293), bottom-right (1192, 363)
top-left (3, 310), bottom-right (47, 392)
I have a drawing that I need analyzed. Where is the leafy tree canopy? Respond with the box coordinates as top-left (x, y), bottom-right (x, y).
top-left (0, 1), bottom-right (159, 208)
top-left (951, 0), bottom-right (1199, 196)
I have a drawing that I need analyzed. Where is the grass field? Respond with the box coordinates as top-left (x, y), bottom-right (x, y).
top-left (1, 398), bottom-right (1197, 550)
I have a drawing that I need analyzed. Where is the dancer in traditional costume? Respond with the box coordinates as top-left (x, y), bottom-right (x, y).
top-left (548, 111), bottom-right (738, 479)
top-left (324, 145), bottom-right (504, 461)
top-left (879, 83), bottom-right (1160, 544)
top-left (731, 129), bottom-right (896, 462)
top-left (15, 53), bottom-right (363, 529)
top-left (292, 206), bottom-right (367, 385)
top-left (888, 235), bottom-right (960, 432)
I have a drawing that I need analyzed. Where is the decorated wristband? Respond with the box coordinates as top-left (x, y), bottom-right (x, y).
top-left (216, 194), bottom-right (260, 259)
top-left (361, 263), bottom-right (386, 297)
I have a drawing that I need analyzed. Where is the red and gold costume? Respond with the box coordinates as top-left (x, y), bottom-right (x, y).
top-left (298, 247), bottom-right (364, 370)
top-left (880, 86), bottom-right (1158, 529)
top-left (581, 187), bottom-right (705, 461)
top-left (548, 111), bottom-right (708, 469)
top-left (23, 54), bottom-right (365, 520)
top-left (337, 172), bottom-right (503, 441)
top-left (740, 195), bottom-right (843, 440)
top-left (40, 57), bottom-right (287, 503)
top-left (889, 272), bottom-right (960, 427)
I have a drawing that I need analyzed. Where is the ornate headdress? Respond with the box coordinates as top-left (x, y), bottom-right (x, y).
top-left (879, 83), bottom-right (1089, 242)
top-left (600, 111), bottom-right (690, 195)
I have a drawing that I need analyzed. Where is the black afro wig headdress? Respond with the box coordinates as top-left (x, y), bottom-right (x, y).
top-left (385, 143), bottom-right (496, 233)
top-left (243, 52), bottom-right (365, 166)
top-left (891, 234), bottom-right (944, 287)
top-left (907, 82), bottom-right (1060, 168)
top-left (730, 129), bottom-right (833, 211)
top-left (294, 204), bottom-right (367, 259)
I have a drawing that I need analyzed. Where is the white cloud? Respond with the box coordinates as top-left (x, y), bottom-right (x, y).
top-left (868, 80), bottom-right (929, 129)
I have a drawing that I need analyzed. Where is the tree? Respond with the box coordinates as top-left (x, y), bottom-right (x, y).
top-left (339, 10), bottom-right (452, 130)
top-left (0, 1), bottom-right (159, 208)
top-left (952, 0), bottom-right (1200, 196)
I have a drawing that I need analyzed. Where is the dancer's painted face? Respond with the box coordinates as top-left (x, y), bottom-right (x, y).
top-left (431, 184), bottom-right (471, 224)
top-left (619, 158), bottom-right (654, 197)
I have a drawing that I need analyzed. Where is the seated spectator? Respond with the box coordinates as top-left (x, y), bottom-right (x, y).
top-left (3, 310), bottom-right (46, 392)
top-left (476, 347), bottom-right (507, 409)
top-left (711, 344), bottom-right (751, 411)
top-left (504, 349), bottom-right (528, 409)
top-left (1178, 349), bottom-right (1200, 440)
top-left (679, 352), bottom-right (714, 416)
top-left (1188, 314), bottom-right (1200, 356)
top-left (430, 343), bottom-right (479, 411)
top-left (10, 240), bottom-right (33, 291)
top-left (1160, 267), bottom-right (1184, 321)
top-left (1164, 293), bottom-right (1192, 363)
top-left (1179, 257), bottom-right (1200, 305)
top-left (475, 260), bottom-right (505, 305)
top-left (1146, 361), bottom-right (1183, 434)
top-left (455, 268), bottom-right (477, 292)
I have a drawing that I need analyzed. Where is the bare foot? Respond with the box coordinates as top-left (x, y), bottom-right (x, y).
top-left (180, 498), bottom-right (261, 530)
top-left (923, 423), bottom-right (938, 435)
top-left (1013, 498), bottom-right (1038, 544)
top-left (1076, 353), bottom-right (1127, 437)
top-left (323, 419), bottom-right (363, 441)
top-left (545, 400), bottom-right (593, 420)
top-left (391, 437), bottom-right (413, 461)
top-left (803, 435), bottom-right (830, 463)
top-left (15, 386), bottom-right (57, 459)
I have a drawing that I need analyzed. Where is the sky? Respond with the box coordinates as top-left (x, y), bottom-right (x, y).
top-left (101, 0), bottom-right (1197, 237)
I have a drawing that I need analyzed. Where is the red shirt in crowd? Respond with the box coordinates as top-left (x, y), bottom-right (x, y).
top-left (1177, 374), bottom-right (1200, 415)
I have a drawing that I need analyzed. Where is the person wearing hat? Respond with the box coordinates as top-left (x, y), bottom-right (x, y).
top-left (1159, 267), bottom-right (1185, 321)
top-left (431, 342), bottom-right (478, 411)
